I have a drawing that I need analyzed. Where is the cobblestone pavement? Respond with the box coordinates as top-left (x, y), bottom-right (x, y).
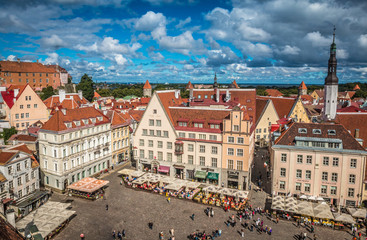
top-left (52, 169), bottom-right (354, 240)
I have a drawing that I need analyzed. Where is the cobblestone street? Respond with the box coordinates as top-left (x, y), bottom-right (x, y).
top-left (49, 168), bottom-right (356, 240)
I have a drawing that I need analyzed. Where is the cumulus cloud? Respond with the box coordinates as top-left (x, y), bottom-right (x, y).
top-left (176, 17), bottom-right (191, 29)
top-left (358, 34), bottom-right (367, 48)
top-left (135, 11), bottom-right (166, 31)
top-left (304, 31), bottom-right (330, 47)
top-left (276, 45), bottom-right (301, 55)
top-left (6, 55), bottom-right (17, 61)
top-left (42, 34), bottom-right (66, 49)
top-left (44, 52), bottom-right (59, 65)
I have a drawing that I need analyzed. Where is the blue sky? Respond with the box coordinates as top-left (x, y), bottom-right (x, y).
top-left (0, 0), bottom-right (367, 84)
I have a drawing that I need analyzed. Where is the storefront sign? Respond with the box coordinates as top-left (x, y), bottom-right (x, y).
top-left (140, 160), bottom-right (149, 164)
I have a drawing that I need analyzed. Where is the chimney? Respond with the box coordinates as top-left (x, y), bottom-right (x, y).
top-left (17, 58), bottom-right (20, 63)
top-left (61, 108), bottom-right (66, 115)
top-left (6, 209), bottom-right (16, 227)
top-left (14, 89), bottom-right (19, 98)
top-left (78, 90), bottom-right (83, 99)
top-left (59, 89), bottom-right (66, 103)
top-left (216, 88), bottom-right (220, 102)
top-left (189, 88), bottom-right (193, 101)
top-left (175, 89), bottom-right (180, 99)
top-left (355, 129), bottom-right (360, 139)
top-left (225, 89), bottom-right (231, 102)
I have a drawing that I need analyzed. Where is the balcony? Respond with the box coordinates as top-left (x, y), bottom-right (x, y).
top-left (174, 141), bottom-right (183, 155)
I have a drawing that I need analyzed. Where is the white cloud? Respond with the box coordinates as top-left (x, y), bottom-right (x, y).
top-left (358, 34), bottom-right (367, 48)
top-left (277, 45), bottom-right (300, 55)
top-left (149, 51), bottom-right (164, 61)
top-left (176, 17), bottom-right (191, 29)
top-left (44, 52), bottom-right (59, 64)
top-left (304, 31), bottom-right (330, 47)
top-left (114, 54), bottom-right (128, 66)
top-left (336, 49), bottom-right (349, 59)
top-left (6, 55), bottom-right (16, 61)
top-left (158, 31), bottom-right (205, 55)
top-left (135, 11), bottom-right (166, 31)
top-left (42, 34), bottom-right (66, 48)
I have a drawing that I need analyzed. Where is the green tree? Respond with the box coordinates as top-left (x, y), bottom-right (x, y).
top-left (353, 89), bottom-right (367, 99)
top-left (97, 89), bottom-right (111, 97)
top-left (0, 127), bottom-right (17, 144)
top-left (40, 86), bottom-right (55, 100)
top-left (76, 74), bottom-right (94, 102)
top-left (256, 87), bottom-right (268, 96)
top-left (181, 89), bottom-right (190, 98)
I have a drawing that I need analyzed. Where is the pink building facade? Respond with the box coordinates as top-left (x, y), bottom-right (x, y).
top-left (271, 122), bottom-right (367, 207)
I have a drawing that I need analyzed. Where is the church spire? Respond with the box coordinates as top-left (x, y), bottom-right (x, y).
top-left (213, 72), bottom-right (218, 89)
top-left (324, 26), bottom-right (338, 85)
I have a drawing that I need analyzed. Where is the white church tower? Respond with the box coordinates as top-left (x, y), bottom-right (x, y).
top-left (323, 27), bottom-right (339, 120)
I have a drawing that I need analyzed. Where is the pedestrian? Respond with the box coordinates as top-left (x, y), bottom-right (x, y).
top-left (297, 219), bottom-right (300, 227)
top-left (241, 228), bottom-right (245, 238)
top-left (159, 231), bottom-right (163, 240)
top-left (117, 231), bottom-right (122, 240)
top-left (122, 229), bottom-right (125, 238)
top-left (168, 197), bottom-right (170, 203)
top-left (149, 222), bottom-right (153, 229)
top-left (269, 227), bottom-right (272, 235)
top-left (218, 229), bottom-right (222, 236)
top-left (106, 204), bottom-right (108, 211)
top-left (211, 208), bottom-right (214, 217)
top-left (276, 217), bottom-right (279, 224)
top-left (170, 228), bottom-right (174, 236)
top-left (303, 232), bottom-right (307, 240)
top-left (112, 230), bottom-right (116, 239)
top-left (313, 233), bottom-right (317, 240)
top-left (191, 213), bottom-right (195, 221)
top-left (240, 215), bottom-right (242, 222)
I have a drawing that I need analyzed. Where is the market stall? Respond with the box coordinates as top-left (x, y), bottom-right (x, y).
top-left (271, 195), bottom-right (285, 211)
top-left (67, 177), bottom-right (109, 200)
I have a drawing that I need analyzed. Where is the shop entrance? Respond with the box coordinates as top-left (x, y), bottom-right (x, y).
top-left (228, 180), bottom-right (238, 189)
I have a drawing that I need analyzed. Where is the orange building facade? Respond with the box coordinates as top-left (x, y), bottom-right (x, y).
top-left (0, 60), bottom-right (68, 90)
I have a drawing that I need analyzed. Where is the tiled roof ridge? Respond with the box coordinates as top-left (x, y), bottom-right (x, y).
top-left (274, 121), bottom-right (295, 145)
top-left (143, 80), bottom-right (152, 89)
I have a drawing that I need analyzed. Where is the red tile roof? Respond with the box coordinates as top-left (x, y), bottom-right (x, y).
top-left (335, 113), bottom-right (367, 148)
top-left (94, 91), bottom-right (101, 99)
top-left (156, 91), bottom-right (184, 123)
top-left (8, 134), bottom-right (37, 142)
top-left (298, 81), bottom-right (307, 90)
top-left (265, 89), bottom-right (283, 97)
top-left (43, 93), bottom-right (88, 110)
top-left (256, 98), bottom-right (269, 124)
top-left (0, 151), bottom-right (17, 165)
top-left (314, 89), bottom-right (324, 98)
top-left (299, 94), bottom-right (313, 103)
top-left (232, 80), bottom-right (239, 89)
top-left (143, 80), bottom-right (152, 89)
top-left (257, 96), bottom-right (295, 119)
top-left (0, 173), bottom-right (6, 183)
top-left (104, 110), bottom-right (129, 128)
top-left (191, 89), bottom-right (256, 122)
top-left (0, 215), bottom-right (25, 240)
top-left (274, 122), bottom-right (366, 151)
top-left (337, 106), bottom-right (366, 113)
top-left (170, 108), bottom-right (231, 133)
top-left (128, 109), bottom-right (144, 122)
top-left (353, 84), bottom-right (361, 90)
top-left (41, 107), bottom-right (110, 132)
top-left (186, 81), bottom-right (194, 89)
top-left (0, 60), bottom-right (57, 73)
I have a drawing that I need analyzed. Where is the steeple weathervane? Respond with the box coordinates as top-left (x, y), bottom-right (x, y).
top-left (213, 72), bottom-right (218, 88)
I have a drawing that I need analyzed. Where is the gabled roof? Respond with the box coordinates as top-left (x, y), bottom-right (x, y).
top-left (186, 81), bottom-right (194, 89)
top-left (0, 215), bottom-right (25, 240)
top-left (314, 89), bottom-right (324, 98)
top-left (337, 106), bottom-right (366, 113)
top-left (156, 91), bottom-right (184, 123)
top-left (94, 91), bottom-right (101, 99)
top-left (255, 98), bottom-right (269, 124)
top-left (41, 107), bottom-right (110, 132)
top-left (232, 80), bottom-right (239, 89)
top-left (353, 84), bottom-right (361, 90)
top-left (43, 93), bottom-right (89, 109)
top-left (274, 122), bottom-right (366, 151)
top-left (265, 89), bottom-right (283, 97)
top-left (0, 84), bottom-right (29, 109)
top-left (143, 80), bottom-right (152, 89)
top-left (299, 95), bottom-right (313, 103)
top-left (335, 113), bottom-right (367, 148)
top-left (298, 81), bottom-right (307, 90)
top-left (0, 173), bottom-right (6, 182)
top-left (128, 110), bottom-right (144, 122)
top-left (104, 110), bottom-right (129, 128)
top-left (8, 134), bottom-right (37, 142)
top-left (257, 96), bottom-right (295, 119)
top-left (0, 151), bottom-right (17, 165)
top-left (0, 144), bottom-right (33, 165)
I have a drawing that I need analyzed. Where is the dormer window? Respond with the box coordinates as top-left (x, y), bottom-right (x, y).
top-left (328, 130), bottom-right (336, 135)
top-left (97, 116), bottom-right (103, 121)
top-left (82, 119), bottom-right (88, 125)
top-left (313, 129), bottom-right (321, 134)
top-left (210, 124), bottom-right (220, 129)
top-left (90, 118), bottom-right (96, 123)
top-left (178, 122), bottom-right (187, 127)
top-left (74, 121), bottom-right (81, 126)
top-left (194, 123), bottom-right (203, 128)
top-left (65, 122), bottom-right (72, 128)
top-left (299, 128), bottom-right (307, 134)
